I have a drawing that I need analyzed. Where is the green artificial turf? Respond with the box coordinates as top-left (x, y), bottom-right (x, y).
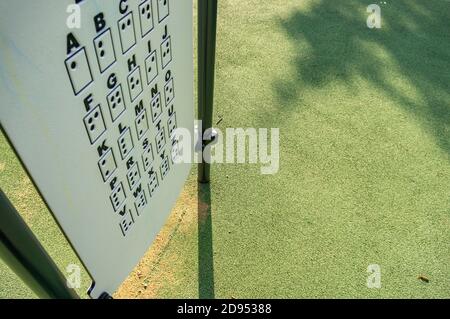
top-left (153, 0), bottom-right (450, 298)
top-left (1, 0), bottom-right (450, 298)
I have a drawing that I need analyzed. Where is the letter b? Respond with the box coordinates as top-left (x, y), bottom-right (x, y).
top-left (94, 12), bottom-right (106, 33)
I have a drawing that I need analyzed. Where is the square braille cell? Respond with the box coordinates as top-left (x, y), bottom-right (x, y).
top-left (127, 67), bottom-right (143, 102)
top-left (142, 143), bottom-right (154, 172)
top-left (107, 85), bottom-right (126, 122)
top-left (139, 0), bottom-right (154, 37)
top-left (110, 182), bottom-right (126, 212)
top-left (145, 51), bottom-right (158, 85)
top-left (167, 112), bottom-right (177, 138)
top-left (155, 128), bottom-right (166, 154)
top-left (148, 170), bottom-right (159, 196)
top-left (126, 162), bottom-right (141, 191)
top-left (117, 128), bottom-right (134, 160)
top-left (150, 93), bottom-right (162, 122)
top-left (160, 36), bottom-right (172, 69)
top-left (134, 187), bottom-right (147, 216)
top-left (135, 109), bottom-right (149, 140)
top-left (164, 78), bottom-right (175, 107)
top-left (98, 149), bottom-right (117, 182)
top-left (83, 105), bottom-right (106, 144)
top-left (160, 156), bottom-right (170, 179)
top-left (93, 29), bottom-right (116, 73)
top-left (119, 210), bottom-right (135, 236)
top-left (157, 0), bottom-right (170, 22)
top-left (118, 12), bottom-right (136, 54)
top-left (65, 48), bottom-right (93, 95)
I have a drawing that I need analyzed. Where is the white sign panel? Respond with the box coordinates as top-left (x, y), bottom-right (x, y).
top-left (0, 0), bottom-right (193, 298)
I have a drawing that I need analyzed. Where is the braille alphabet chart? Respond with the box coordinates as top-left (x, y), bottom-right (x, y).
top-left (0, 0), bottom-right (193, 298)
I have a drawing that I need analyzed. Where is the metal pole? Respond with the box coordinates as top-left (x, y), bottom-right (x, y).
top-left (198, 0), bottom-right (218, 184)
top-left (0, 189), bottom-right (79, 299)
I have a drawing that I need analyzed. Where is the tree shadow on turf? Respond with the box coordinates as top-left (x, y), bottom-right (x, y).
top-left (198, 182), bottom-right (215, 299)
top-left (273, 0), bottom-right (450, 156)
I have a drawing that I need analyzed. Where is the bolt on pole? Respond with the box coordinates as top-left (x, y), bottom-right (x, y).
top-left (0, 189), bottom-right (79, 299)
top-left (198, 0), bottom-right (218, 184)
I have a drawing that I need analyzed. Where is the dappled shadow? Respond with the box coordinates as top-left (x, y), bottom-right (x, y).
top-left (198, 183), bottom-right (215, 299)
top-left (274, 0), bottom-right (450, 155)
